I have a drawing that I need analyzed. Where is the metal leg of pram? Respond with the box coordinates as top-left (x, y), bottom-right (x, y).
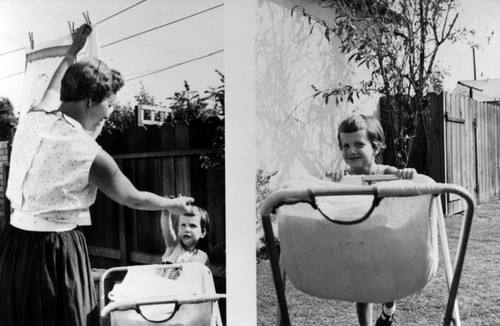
top-left (262, 213), bottom-right (291, 326)
top-left (276, 258), bottom-right (287, 326)
top-left (438, 213), bottom-right (461, 326)
top-left (441, 189), bottom-right (474, 326)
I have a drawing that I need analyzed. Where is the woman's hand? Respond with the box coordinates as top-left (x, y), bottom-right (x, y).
top-left (324, 170), bottom-right (345, 182)
top-left (167, 196), bottom-right (195, 215)
top-left (68, 23), bottom-right (92, 56)
top-left (397, 168), bottom-right (417, 179)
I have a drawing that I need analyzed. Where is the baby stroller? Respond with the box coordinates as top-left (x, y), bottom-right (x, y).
top-left (260, 174), bottom-right (474, 326)
top-left (100, 262), bottom-right (225, 326)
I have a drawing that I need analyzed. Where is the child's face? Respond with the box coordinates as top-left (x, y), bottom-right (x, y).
top-left (177, 214), bottom-right (206, 250)
top-left (340, 130), bottom-right (379, 173)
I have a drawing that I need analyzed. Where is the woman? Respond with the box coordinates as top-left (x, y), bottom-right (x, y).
top-left (0, 24), bottom-right (194, 326)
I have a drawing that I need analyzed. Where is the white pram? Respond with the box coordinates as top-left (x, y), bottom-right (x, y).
top-left (100, 263), bottom-right (225, 326)
top-left (260, 175), bottom-right (475, 326)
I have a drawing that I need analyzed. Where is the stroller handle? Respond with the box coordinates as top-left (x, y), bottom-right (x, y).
top-left (100, 293), bottom-right (226, 317)
top-left (260, 181), bottom-right (474, 217)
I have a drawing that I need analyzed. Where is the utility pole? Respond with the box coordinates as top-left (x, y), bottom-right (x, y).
top-left (472, 47), bottom-right (477, 80)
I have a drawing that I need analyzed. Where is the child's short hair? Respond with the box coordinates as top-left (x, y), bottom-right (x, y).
top-left (60, 57), bottom-right (124, 103)
top-left (337, 114), bottom-right (386, 151)
top-left (183, 205), bottom-right (210, 235)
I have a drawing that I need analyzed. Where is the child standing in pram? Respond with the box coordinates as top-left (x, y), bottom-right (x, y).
top-left (161, 205), bottom-right (210, 278)
top-left (325, 114), bottom-right (416, 326)
top-left (100, 205), bottom-right (224, 325)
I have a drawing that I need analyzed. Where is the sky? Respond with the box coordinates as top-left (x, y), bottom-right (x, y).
top-left (0, 0), bottom-right (224, 111)
top-left (434, 0), bottom-right (500, 90)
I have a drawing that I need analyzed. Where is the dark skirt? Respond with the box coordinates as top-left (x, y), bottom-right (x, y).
top-left (0, 224), bottom-right (98, 326)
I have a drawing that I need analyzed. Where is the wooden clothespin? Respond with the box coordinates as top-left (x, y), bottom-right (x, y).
top-left (82, 11), bottom-right (92, 25)
top-left (28, 31), bottom-right (34, 50)
top-left (68, 21), bottom-right (75, 34)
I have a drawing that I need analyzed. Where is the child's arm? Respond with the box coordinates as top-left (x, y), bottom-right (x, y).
top-left (384, 166), bottom-right (417, 179)
top-left (160, 210), bottom-right (178, 250)
top-left (324, 169), bottom-right (348, 182)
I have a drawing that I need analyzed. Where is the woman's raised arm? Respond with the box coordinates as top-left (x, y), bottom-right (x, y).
top-left (33, 24), bottom-right (92, 111)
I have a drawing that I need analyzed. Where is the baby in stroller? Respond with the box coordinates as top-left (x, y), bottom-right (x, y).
top-left (161, 205), bottom-right (210, 278)
top-left (100, 205), bottom-right (223, 325)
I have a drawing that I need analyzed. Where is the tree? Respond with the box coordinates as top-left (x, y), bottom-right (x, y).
top-left (293, 0), bottom-right (470, 169)
top-left (200, 71), bottom-right (225, 173)
top-left (134, 81), bottom-right (157, 106)
top-left (166, 81), bottom-right (209, 124)
top-left (103, 82), bottom-right (158, 134)
top-left (103, 103), bottom-right (135, 133)
top-left (166, 73), bottom-right (225, 173)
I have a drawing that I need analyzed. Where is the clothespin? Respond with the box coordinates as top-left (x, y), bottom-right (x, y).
top-left (82, 11), bottom-right (92, 25)
top-left (68, 21), bottom-right (75, 34)
top-left (28, 31), bottom-right (34, 50)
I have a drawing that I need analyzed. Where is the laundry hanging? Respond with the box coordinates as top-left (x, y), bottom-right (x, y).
top-left (21, 25), bottom-right (100, 116)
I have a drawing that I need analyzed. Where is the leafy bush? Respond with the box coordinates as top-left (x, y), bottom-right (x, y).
top-left (103, 103), bottom-right (135, 133)
top-left (0, 97), bottom-right (17, 141)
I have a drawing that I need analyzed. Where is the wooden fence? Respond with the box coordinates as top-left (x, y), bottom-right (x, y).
top-left (382, 92), bottom-right (500, 215)
top-left (82, 117), bottom-right (225, 269)
top-left (423, 92), bottom-right (500, 215)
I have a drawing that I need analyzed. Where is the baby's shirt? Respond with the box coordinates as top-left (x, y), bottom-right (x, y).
top-left (162, 242), bottom-right (209, 265)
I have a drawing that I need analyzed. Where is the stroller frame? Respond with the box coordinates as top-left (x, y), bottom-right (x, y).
top-left (99, 263), bottom-right (226, 325)
top-left (260, 176), bottom-right (475, 326)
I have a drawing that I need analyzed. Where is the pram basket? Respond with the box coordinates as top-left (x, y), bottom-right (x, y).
top-left (100, 263), bottom-right (225, 326)
top-left (260, 175), bottom-right (474, 326)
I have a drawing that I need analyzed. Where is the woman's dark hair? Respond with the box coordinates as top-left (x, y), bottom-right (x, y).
top-left (60, 57), bottom-right (124, 103)
top-left (337, 114), bottom-right (386, 151)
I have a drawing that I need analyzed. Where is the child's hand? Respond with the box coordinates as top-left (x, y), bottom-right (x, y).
top-left (397, 168), bottom-right (417, 179)
top-left (167, 196), bottom-right (195, 215)
top-left (325, 170), bottom-right (345, 182)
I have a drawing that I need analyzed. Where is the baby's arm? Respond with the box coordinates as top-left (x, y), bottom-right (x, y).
top-left (324, 169), bottom-right (348, 182)
top-left (384, 166), bottom-right (417, 179)
top-left (161, 210), bottom-right (178, 250)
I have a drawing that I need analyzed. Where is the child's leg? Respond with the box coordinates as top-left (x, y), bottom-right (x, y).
top-left (356, 302), bottom-right (373, 326)
top-left (375, 301), bottom-right (396, 325)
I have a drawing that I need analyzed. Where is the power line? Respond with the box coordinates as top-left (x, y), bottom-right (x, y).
top-left (0, 47), bottom-right (24, 57)
top-left (0, 0), bottom-right (149, 57)
top-left (125, 49), bottom-right (223, 82)
top-left (0, 71), bottom-right (24, 81)
top-left (101, 3), bottom-right (223, 49)
top-left (95, 0), bottom-right (148, 25)
top-left (0, 49), bottom-right (223, 82)
top-left (0, 3), bottom-right (223, 80)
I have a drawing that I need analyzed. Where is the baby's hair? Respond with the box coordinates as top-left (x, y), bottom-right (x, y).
top-left (182, 205), bottom-right (210, 236)
top-left (337, 114), bottom-right (386, 151)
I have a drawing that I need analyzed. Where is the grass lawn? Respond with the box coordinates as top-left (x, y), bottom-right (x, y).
top-left (257, 198), bottom-right (500, 325)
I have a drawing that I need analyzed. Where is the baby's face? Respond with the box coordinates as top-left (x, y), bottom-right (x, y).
top-left (177, 214), bottom-right (206, 250)
top-left (340, 130), bottom-right (378, 173)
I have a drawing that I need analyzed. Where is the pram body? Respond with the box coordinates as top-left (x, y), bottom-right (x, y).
top-left (260, 175), bottom-right (475, 326)
top-left (100, 263), bottom-right (225, 326)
